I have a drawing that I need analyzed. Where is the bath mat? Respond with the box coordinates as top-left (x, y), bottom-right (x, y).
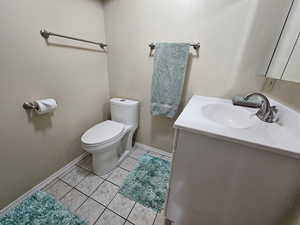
top-left (119, 153), bottom-right (171, 212)
top-left (0, 191), bottom-right (88, 225)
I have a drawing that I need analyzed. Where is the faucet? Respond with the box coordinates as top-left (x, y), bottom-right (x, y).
top-left (244, 93), bottom-right (278, 123)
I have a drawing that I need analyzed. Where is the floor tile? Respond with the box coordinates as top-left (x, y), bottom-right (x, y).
top-left (91, 181), bottom-right (119, 206)
top-left (61, 166), bottom-right (90, 186)
top-left (128, 203), bottom-right (156, 225)
top-left (130, 147), bottom-right (147, 160)
top-left (95, 209), bottom-right (125, 225)
top-left (154, 210), bottom-right (166, 225)
top-left (45, 180), bottom-right (72, 200)
top-left (58, 165), bottom-right (77, 179)
top-left (108, 193), bottom-right (135, 218)
top-left (120, 157), bottom-right (138, 171)
top-left (100, 171), bottom-right (112, 180)
top-left (107, 168), bottom-right (129, 186)
top-left (77, 155), bottom-right (93, 171)
top-left (76, 198), bottom-right (105, 224)
top-left (60, 189), bottom-right (87, 212)
top-left (76, 173), bottom-right (104, 196)
top-left (148, 151), bottom-right (171, 161)
top-left (78, 155), bottom-right (111, 179)
top-left (124, 221), bottom-right (134, 225)
top-left (42, 178), bottom-right (59, 191)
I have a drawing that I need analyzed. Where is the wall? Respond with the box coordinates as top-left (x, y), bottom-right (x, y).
top-left (103, 0), bottom-right (290, 152)
top-left (0, 0), bottom-right (109, 209)
top-left (265, 80), bottom-right (300, 112)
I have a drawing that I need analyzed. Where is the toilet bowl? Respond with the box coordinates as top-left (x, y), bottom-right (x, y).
top-left (81, 98), bottom-right (139, 176)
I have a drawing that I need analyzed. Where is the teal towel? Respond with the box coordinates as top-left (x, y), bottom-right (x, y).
top-left (151, 43), bottom-right (190, 118)
top-left (232, 96), bottom-right (262, 108)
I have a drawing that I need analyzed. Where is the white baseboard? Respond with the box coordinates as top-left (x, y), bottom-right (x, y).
top-left (135, 142), bottom-right (173, 158)
top-left (0, 152), bottom-right (89, 216)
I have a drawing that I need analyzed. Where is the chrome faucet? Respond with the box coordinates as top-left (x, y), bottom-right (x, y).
top-left (244, 93), bottom-right (278, 123)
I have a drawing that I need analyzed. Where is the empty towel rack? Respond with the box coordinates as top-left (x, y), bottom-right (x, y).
top-left (40, 29), bottom-right (107, 49)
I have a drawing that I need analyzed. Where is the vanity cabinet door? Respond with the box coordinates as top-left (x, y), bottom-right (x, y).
top-left (267, 0), bottom-right (300, 81)
top-left (282, 33), bottom-right (300, 82)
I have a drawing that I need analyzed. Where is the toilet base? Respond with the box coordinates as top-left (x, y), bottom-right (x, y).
top-left (92, 149), bottom-right (130, 177)
top-left (82, 123), bottom-right (137, 177)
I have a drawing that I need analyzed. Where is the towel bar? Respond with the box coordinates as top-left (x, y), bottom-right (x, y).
top-left (40, 29), bottom-right (107, 49)
top-left (148, 42), bottom-right (200, 56)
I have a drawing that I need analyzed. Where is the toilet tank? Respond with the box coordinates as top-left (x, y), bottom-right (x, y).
top-left (110, 98), bottom-right (139, 128)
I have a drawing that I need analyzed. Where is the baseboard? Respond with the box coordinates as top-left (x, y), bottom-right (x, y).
top-left (0, 152), bottom-right (89, 216)
top-left (135, 142), bottom-right (172, 158)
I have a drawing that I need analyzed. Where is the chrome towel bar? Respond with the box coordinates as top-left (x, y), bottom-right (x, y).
top-left (40, 29), bottom-right (107, 49)
top-left (148, 42), bottom-right (200, 56)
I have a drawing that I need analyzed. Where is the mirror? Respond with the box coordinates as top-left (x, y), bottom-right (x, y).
top-left (266, 1), bottom-right (300, 83)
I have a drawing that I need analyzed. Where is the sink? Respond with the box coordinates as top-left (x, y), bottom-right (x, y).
top-left (175, 95), bottom-right (300, 159)
top-left (172, 95), bottom-right (300, 225)
top-left (201, 103), bottom-right (257, 129)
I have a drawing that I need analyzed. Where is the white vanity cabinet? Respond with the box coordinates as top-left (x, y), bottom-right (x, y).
top-left (267, 0), bottom-right (300, 82)
top-left (166, 96), bottom-right (300, 225)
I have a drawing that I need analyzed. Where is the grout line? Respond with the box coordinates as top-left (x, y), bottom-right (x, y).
top-left (105, 179), bottom-right (122, 188)
top-left (76, 165), bottom-right (93, 173)
top-left (92, 186), bottom-right (126, 224)
top-left (74, 179), bottom-right (105, 197)
top-left (59, 164), bottom-right (79, 180)
top-left (60, 187), bottom-right (88, 212)
top-left (74, 196), bottom-right (90, 213)
top-left (125, 201), bottom-right (137, 222)
top-left (59, 166), bottom-right (91, 187)
top-left (119, 165), bottom-right (131, 172)
top-left (152, 213), bottom-right (158, 225)
top-left (75, 154), bottom-right (91, 165)
top-left (56, 180), bottom-right (77, 201)
top-left (42, 178), bottom-right (60, 191)
top-left (92, 206), bottom-right (106, 225)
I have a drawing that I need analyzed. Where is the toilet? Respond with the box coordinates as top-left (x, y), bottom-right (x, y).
top-left (81, 98), bottom-right (139, 176)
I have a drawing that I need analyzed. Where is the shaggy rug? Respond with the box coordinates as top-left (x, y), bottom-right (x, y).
top-left (0, 191), bottom-right (88, 225)
top-left (119, 153), bottom-right (171, 212)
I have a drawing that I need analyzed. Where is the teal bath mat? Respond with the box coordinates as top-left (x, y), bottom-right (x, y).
top-left (119, 154), bottom-right (171, 212)
top-left (0, 191), bottom-right (88, 225)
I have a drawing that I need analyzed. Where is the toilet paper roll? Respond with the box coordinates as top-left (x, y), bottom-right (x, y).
top-left (34, 98), bottom-right (57, 115)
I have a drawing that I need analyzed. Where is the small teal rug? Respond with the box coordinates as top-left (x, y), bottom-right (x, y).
top-left (119, 153), bottom-right (171, 212)
top-left (0, 191), bottom-right (88, 225)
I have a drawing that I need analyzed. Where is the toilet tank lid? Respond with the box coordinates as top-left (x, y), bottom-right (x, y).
top-left (110, 98), bottom-right (139, 105)
top-left (81, 120), bottom-right (124, 145)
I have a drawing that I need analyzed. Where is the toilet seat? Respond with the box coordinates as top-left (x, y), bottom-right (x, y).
top-left (81, 120), bottom-right (125, 146)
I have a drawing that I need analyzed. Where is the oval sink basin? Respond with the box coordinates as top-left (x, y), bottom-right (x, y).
top-left (201, 104), bottom-right (257, 129)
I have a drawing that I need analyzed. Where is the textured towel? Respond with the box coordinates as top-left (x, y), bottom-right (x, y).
top-left (232, 96), bottom-right (262, 108)
top-left (151, 43), bottom-right (190, 118)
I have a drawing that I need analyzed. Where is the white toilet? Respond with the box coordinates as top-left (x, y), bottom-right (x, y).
top-left (81, 98), bottom-right (139, 176)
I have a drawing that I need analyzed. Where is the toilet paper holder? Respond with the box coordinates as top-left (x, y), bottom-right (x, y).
top-left (23, 102), bottom-right (39, 111)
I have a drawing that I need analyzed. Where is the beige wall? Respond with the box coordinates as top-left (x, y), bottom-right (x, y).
top-left (265, 80), bottom-right (300, 112)
top-left (103, 0), bottom-right (291, 152)
top-left (0, 0), bottom-right (109, 209)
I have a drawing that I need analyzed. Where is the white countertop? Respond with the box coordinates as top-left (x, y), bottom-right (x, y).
top-left (174, 95), bottom-right (300, 159)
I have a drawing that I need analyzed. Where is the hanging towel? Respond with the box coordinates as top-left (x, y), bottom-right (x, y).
top-left (151, 43), bottom-right (190, 118)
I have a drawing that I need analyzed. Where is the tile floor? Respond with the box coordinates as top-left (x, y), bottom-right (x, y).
top-left (43, 146), bottom-right (172, 225)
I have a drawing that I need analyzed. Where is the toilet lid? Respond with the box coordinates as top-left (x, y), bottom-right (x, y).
top-left (81, 120), bottom-right (125, 145)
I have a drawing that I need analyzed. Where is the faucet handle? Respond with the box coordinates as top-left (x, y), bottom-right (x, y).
top-left (271, 106), bottom-right (280, 123)
top-left (271, 106), bottom-right (278, 113)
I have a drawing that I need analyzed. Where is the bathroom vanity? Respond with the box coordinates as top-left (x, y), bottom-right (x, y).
top-left (166, 95), bottom-right (300, 225)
